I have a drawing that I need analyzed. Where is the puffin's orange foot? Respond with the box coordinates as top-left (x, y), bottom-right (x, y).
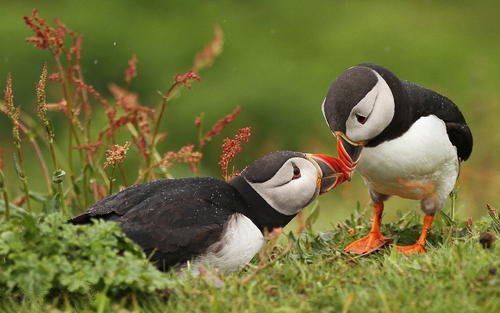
top-left (344, 233), bottom-right (391, 255)
top-left (396, 243), bottom-right (426, 255)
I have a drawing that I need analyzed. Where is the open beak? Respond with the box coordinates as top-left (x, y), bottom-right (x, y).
top-left (307, 154), bottom-right (349, 194)
top-left (334, 132), bottom-right (364, 179)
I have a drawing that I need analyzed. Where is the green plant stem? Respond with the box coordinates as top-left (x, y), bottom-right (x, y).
top-left (81, 161), bottom-right (90, 209)
top-left (46, 130), bottom-right (68, 215)
top-left (14, 145), bottom-right (31, 212)
top-left (1, 189), bottom-right (9, 220)
top-left (77, 65), bottom-right (94, 208)
top-left (108, 166), bottom-right (116, 195)
top-left (53, 55), bottom-right (88, 210)
top-left (20, 124), bottom-right (52, 195)
top-left (117, 164), bottom-right (128, 186)
top-left (450, 189), bottom-right (456, 222)
top-left (11, 119), bottom-right (52, 195)
top-left (29, 135), bottom-right (52, 194)
top-left (0, 170), bottom-right (9, 220)
top-left (150, 95), bottom-right (170, 154)
top-left (144, 82), bottom-right (182, 181)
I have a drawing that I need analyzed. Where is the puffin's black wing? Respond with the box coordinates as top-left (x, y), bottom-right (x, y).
top-left (403, 81), bottom-right (473, 161)
top-left (70, 177), bottom-right (244, 269)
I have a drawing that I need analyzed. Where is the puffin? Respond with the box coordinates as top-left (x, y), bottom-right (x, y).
top-left (321, 63), bottom-right (473, 254)
top-left (71, 151), bottom-right (348, 272)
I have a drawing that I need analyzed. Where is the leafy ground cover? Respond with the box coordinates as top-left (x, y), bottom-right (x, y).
top-left (0, 200), bottom-right (498, 312)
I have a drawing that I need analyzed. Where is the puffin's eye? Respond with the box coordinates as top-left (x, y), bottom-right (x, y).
top-left (292, 164), bottom-right (301, 179)
top-left (356, 114), bottom-right (368, 125)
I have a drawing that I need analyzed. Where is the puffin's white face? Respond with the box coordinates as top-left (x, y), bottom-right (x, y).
top-left (343, 70), bottom-right (395, 142)
top-left (246, 157), bottom-right (320, 215)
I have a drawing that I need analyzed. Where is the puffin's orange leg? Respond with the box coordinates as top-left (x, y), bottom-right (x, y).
top-left (345, 202), bottom-right (391, 254)
top-left (396, 214), bottom-right (434, 255)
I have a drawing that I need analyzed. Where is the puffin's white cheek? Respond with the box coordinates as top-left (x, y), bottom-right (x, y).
top-left (245, 158), bottom-right (321, 216)
top-left (346, 71), bottom-right (395, 142)
top-left (346, 87), bottom-right (378, 141)
top-left (286, 165), bottom-right (318, 210)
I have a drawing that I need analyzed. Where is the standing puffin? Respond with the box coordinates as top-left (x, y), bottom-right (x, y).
top-left (321, 63), bottom-right (473, 254)
top-left (71, 151), bottom-right (347, 272)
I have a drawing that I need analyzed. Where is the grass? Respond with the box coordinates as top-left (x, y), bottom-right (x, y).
top-left (1, 204), bottom-right (498, 312)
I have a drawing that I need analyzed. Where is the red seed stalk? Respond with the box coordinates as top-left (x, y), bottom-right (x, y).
top-left (192, 24), bottom-right (224, 72)
top-left (159, 144), bottom-right (202, 174)
top-left (124, 54), bottom-right (138, 85)
top-left (218, 127), bottom-right (252, 181)
top-left (199, 106), bottom-right (241, 148)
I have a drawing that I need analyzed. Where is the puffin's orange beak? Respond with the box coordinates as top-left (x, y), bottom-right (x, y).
top-left (308, 154), bottom-right (349, 194)
top-left (335, 132), bottom-right (364, 180)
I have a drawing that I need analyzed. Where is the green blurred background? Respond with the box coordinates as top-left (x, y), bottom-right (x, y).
top-left (1, 0), bottom-right (499, 229)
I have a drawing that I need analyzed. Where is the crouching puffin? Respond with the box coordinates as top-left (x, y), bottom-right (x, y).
top-left (71, 151), bottom-right (348, 272)
top-left (321, 63), bottom-right (473, 254)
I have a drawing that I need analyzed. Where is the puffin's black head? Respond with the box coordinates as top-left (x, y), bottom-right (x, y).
top-left (322, 64), bottom-right (399, 169)
top-left (237, 151), bottom-right (348, 215)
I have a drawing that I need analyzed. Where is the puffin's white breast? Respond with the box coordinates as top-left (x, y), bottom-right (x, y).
top-left (357, 115), bottom-right (459, 201)
top-left (191, 213), bottom-right (264, 274)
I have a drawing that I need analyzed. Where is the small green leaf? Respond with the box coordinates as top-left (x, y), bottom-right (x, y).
top-left (439, 210), bottom-right (455, 227)
top-left (28, 190), bottom-right (49, 203)
top-left (49, 192), bottom-right (60, 212)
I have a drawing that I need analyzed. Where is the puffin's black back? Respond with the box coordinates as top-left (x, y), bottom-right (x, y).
top-left (70, 177), bottom-right (244, 270)
top-left (360, 63), bottom-right (473, 161)
top-left (401, 80), bottom-right (473, 161)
